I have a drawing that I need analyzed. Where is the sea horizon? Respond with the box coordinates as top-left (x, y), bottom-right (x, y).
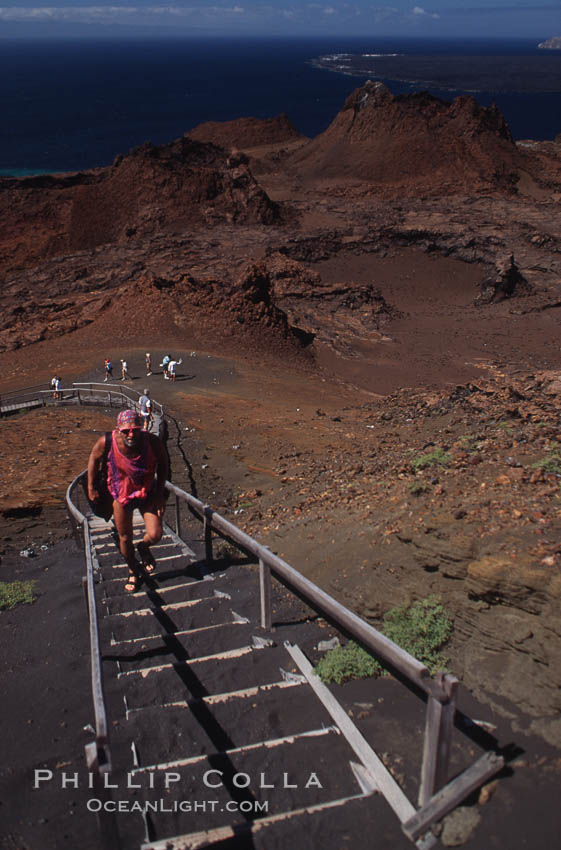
top-left (1, 35), bottom-right (560, 176)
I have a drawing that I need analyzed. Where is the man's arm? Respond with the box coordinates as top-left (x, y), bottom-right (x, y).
top-left (87, 436), bottom-right (107, 501)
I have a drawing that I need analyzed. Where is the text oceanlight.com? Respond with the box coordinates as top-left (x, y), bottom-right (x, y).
top-left (87, 799), bottom-right (269, 814)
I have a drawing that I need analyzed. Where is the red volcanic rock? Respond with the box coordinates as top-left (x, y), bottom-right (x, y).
top-left (229, 253), bottom-right (400, 348)
top-left (475, 254), bottom-right (534, 304)
top-left (289, 81), bottom-right (526, 194)
top-left (187, 113), bottom-right (305, 150)
top-left (0, 137), bottom-right (279, 273)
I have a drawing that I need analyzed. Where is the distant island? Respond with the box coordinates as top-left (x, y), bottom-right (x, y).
top-left (538, 37), bottom-right (561, 49)
top-left (311, 53), bottom-right (561, 93)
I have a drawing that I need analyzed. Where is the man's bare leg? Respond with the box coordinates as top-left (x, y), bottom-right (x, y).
top-left (137, 509), bottom-right (163, 573)
top-left (112, 500), bottom-right (141, 590)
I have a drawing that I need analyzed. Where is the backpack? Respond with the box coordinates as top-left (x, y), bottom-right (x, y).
top-left (84, 432), bottom-right (113, 521)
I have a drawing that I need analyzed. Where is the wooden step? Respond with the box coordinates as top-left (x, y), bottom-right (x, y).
top-left (112, 644), bottom-right (299, 710)
top-left (104, 595), bottom-right (237, 644)
top-left (102, 581), bottom-right (223, 615)
top-left (111, 731), bottom-right (367, 844)
top-left (139, 790), bottom-right (416, 850)
top-left (115, 679), bottom-right (333, 766)
top-left (107, 622), bottom-right (258, 670)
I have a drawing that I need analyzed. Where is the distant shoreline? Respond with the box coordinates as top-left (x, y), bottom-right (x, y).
top-left (538, 36), bottom-right (561, 49)
top-left (311, 52), bottom-right (561, 94)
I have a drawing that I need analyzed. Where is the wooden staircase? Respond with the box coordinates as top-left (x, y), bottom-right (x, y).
top-left (86, 513), bottom-right (421, 850)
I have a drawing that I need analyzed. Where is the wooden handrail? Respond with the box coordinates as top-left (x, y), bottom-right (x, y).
top-left (164, 481), bottom-right (447, 702)
top-left (65, 472), bottom-right (111, 769)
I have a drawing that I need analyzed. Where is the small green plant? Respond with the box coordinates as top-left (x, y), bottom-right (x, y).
top-left (383, 596), bottom-right (453, 674)
top-left (532, 453), bottom-right (561, 475)
top-left (0, 580), bottom-right (36, 611)
top-left (496, 421), bottom-right (514, 431)
top-left (409, 481), bottom-right (427, 496)
top-left (458, 435), bottom-right (480, 453)
top-left (315, 640), bottom-right (380, 684)
top-left (411, 447), bottom-right (451, 472)
top-left (315, 596), bottom-right (453, 683)
top-left (214, 541), bottom-right (240, 561)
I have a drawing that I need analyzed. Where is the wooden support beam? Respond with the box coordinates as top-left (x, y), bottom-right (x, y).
top-left (174, 498), bottom-right (182, 539)
top-left (403, 751), bottom-right (504, 841)
top-left (203, 505), bottom-right (213, 564)
top-left (259, 558), bottom-right (272, 630)
top-left (84, 743), bottom-right (121, 850)
top-left (285, 642), bottom-right (417, 825)
top-left (419, 672), bottom-right (458, 806)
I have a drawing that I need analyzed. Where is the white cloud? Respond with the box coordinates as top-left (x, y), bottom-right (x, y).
top-left (0, 6), bottom-right (136, 20)
top-left (412, 5), bottom-right (439, 18)
top-left (0, 4), bottom-right (245, 22)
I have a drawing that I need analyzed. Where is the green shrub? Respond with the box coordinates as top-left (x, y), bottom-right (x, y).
top-left (411, 447), bottom-right (451, 472)
top-left (214, 541), bottom-right (240, 561)
top-left (383, 595), bottom-right (453, 674)
top-left (0, 580), bottom-right (36, 611)
top-left (315, 595), bottom-right (453, 683)
top-left (409, 481), bottom-right (427, 496)
top-left (315, 640), bottom-right (380, 684)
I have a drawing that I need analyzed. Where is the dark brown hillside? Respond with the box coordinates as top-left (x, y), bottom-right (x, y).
top-left (288, 81), bottom-right (527, 194)
top-left (0, 137), bottom-right (279, 274)
top-left (187, 112), bottom-right (305, 150)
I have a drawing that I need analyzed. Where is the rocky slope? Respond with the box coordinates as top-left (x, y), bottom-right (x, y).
top-left (0, 138), bottom-right (279, 274)
top-left (287, 81), bottom-right (528, 194)
top-left (187, 113), bottom-right (305, 149)
top-left (231, 366), bottom-right (561, 745)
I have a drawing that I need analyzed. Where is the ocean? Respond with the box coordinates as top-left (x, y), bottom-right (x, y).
top-left (1, 36), bottom-right (560, 175)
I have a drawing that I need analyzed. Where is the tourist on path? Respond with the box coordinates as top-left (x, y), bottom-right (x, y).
top-left (120, 359), bottom-right (130, 381)
top-left (161, 354), bottom-right (171, 379)
top-left (87, 409), bottom-right (168, 592)
top-left (167, 359), bottom-right (179, 382)
top-left (145, 352), bottom-right (152, 376)
top-left (104, 358), bottom-right (113, 382)
top-left (139, 388), bottom-right (153, 431)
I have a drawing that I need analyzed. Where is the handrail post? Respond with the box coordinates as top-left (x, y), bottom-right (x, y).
top-left (419, 672), bottom-right (458, 806)
top-left (175, 497), bottom-right (182, 539)
top-left (203, 504), bottom-right (213, 565)
top-left (259, 557), bottom-right (272, 630)
top-left (84, 741), bottom-right (121, 849)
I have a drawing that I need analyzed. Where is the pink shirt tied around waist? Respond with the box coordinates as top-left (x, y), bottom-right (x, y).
top-left (107, 430), bottom-right (157, 505)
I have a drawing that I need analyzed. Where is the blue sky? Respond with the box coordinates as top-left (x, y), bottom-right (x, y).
top-left (0, 2), bottom-right (559, 39)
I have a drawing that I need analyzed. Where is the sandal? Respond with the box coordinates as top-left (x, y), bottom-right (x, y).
top-left (125, 572), bottom-right (140, 593)
top-left (137, 541), bottom-right (156, 573)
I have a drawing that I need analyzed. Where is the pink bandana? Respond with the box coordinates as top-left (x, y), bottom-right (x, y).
top-left (116, 409), bottom-right (142, 430)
